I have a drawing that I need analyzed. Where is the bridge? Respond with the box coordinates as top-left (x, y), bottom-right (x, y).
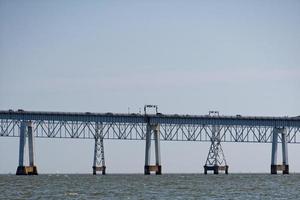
top-left (1, 106), bottom-right (300, 175)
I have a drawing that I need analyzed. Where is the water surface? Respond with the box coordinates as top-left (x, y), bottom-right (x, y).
top-left (0, 174), bottom-right (299, 199)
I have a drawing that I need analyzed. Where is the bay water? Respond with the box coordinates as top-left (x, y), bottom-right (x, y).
top-left (0, 174), bottom-right (299, 199)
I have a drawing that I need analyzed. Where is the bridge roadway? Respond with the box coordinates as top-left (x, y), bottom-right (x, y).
top-left (0, 110), bottom-right (300, 175)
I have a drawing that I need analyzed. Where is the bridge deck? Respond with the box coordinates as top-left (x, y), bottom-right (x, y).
top-left (0, 110), bottom-right (300, 143)
top-left (1, 110), bottom-right (300, 126)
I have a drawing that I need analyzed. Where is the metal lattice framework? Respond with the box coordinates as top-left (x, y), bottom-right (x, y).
top-left (94, 123), bottom-right (105, 165)
top-left (1, 111), bottom-right (300, 143)
top-left (205, 126), bottom-right (227, 166)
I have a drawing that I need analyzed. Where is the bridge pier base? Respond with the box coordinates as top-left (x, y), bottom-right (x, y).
top-left (16, 166), bottom-right (38, 175)
top-left (144, 124), bottom-right (161, 175)
top-left (204, 165), bottom-right (228, 175)
top-left (93, 166), bottom-right (106, 175)
top-left (144, 165), bottom-right (162, 175)
top-left (16, 121), bottom-right (38, 175)
top-left (271, 127), bottom-right (289, 174)
top-left (92, 122), bottom-right (106, 175)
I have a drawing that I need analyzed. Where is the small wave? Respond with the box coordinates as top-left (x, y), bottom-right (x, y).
top-left (66, 192), bottom-right (78, 196)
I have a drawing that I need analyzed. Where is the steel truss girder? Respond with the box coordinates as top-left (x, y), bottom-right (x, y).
top-left (1, 119), bottom-right (300, 143)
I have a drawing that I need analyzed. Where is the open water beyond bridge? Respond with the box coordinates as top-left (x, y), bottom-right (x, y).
top-left (1, 106), bottom-right (300, 175)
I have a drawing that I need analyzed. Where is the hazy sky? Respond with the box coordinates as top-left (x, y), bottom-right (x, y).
top-left (0, 0), bottom-right (300, 174)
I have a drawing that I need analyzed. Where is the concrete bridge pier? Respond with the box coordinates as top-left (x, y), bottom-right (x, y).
top-left (16, 121), bottom-right (38, 175)
top-left (144, 124), bottom-right (161, 175)
top-left (271, 127), bottom-right (289, 174)
top-left (93, 122), bottom-right (106, 175)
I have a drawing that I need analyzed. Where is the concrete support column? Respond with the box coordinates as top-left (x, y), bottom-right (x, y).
top-left (271, 127), bottom-right (289, 175)
top-left (18, 121), bottom-right (26, 167)
top-left (144, 123), bottom-right (161, 175)
top-left (213, 166), bottom-right (219, 174)
top-left (16, 121), bottom-right (38, 175)
top-left (154, 125), bottom-right (161, 175)
top-left (27, 122), bottom-right (35, 166)
top-left (282, 129), bottom-right (289, 174)
top-left (144, 124), bottom-right (152, 175)
top-left (225, 165), bottom-right (229, 174)
top-left (271, 128), bottom-right (278, 174)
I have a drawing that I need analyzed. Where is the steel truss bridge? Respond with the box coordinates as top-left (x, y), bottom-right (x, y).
top-left (1, 109), bottom-right (300, 175)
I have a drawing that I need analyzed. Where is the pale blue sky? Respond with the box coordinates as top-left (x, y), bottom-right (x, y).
top-left (0, 0), bottom-right (300, 173)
